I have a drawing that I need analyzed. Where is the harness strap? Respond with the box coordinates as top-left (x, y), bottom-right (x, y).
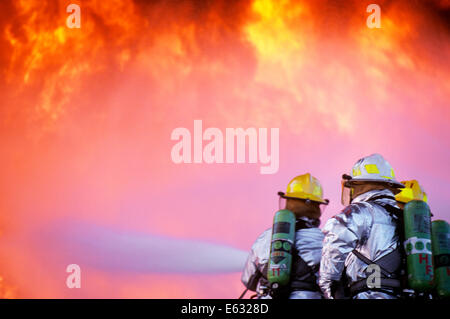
top-left (291, 246), bottom-right (319, 280)
top-left (369, 195), bottom-right (396, 201)
top-left (375, 202), bottom-right (403, 219)
top-left (351, 248), bottom-right (400, 279)
top-left (290, 280), bottom-right (320, 292)
top-left (349, 278), bottom-right (401, 296)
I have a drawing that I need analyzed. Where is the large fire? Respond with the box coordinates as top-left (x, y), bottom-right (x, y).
top-left (0, 0), bottom-right (449, 298)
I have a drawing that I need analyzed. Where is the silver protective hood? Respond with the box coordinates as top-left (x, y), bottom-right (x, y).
top-left (319, 189), bottom-right (400, 299)
top-left (241, 217), bottom-right (324, 299)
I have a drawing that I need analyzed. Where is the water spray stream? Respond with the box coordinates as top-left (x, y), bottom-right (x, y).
top-left (49, 222), bottom-right (248, 274)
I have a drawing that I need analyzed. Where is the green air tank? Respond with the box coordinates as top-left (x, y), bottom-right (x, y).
top-left (403, 200), bottom-right (434, 292)
top-left (431, 220), bottom-right (450, 298)
top-left (267, 209), bottom-right (296, 290)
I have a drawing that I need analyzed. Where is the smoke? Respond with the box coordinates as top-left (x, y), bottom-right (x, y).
top-left (43, 221), bottom-right (248, 274)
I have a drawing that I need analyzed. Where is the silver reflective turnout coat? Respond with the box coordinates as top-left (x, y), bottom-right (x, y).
top-left (241, 217), bottom-right (324, 299)
top-left (319, 189), bottom-right (401, 299)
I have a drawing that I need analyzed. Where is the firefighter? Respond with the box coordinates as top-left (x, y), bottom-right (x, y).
top-left (319, 154), bottom-right (405, 299)
top-left (241, 173), bottom-right (329, 299)
top-left (396, 180), bottom-right (436, 298)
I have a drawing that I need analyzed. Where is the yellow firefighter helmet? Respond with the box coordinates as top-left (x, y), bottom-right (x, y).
top-left (395, 180), bottom-right (428, 204)
top-left (278, 173), bottom-right (329, 204)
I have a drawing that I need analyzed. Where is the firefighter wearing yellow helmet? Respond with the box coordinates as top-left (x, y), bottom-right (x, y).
top-left (397, 181), bottom-right (450, 298)
top-left (319, 154), bottom-right (405, 299)
top-left (241, 173), bottom-right (329, 299)
top-left (278, 173), bottom-right (329, 218)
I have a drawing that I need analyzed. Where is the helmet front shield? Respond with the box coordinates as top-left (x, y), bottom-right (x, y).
top-left (341, 175), bottom-right (352, 206)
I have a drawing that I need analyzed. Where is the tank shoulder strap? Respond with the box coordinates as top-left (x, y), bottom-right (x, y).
top-left (290, 248), bottom-right (320, 292)
top-left (367, 195), bottom-right (402, 219)
top-left (368, 197), bottom-right (406, 243)
top-left (379, 203), bottom-right (403, 219)
top-left (291, 245), bottom-right (318, 281)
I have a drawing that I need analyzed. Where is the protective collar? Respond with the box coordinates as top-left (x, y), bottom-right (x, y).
top-left (351, 189), bottom-right (397, 206)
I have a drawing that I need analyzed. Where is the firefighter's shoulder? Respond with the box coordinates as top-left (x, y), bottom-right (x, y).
top-left (332, 203), bottom-right (367, 223)
top-left (338, 203), bottom-right (364, 216)
top-left (252, 228), bottom-right (272, 249)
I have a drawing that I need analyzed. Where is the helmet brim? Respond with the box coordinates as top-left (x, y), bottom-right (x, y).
top-left (277, 191), bottom-right (329, 205)
top-left (343, 178), bottom-right (405, 194)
